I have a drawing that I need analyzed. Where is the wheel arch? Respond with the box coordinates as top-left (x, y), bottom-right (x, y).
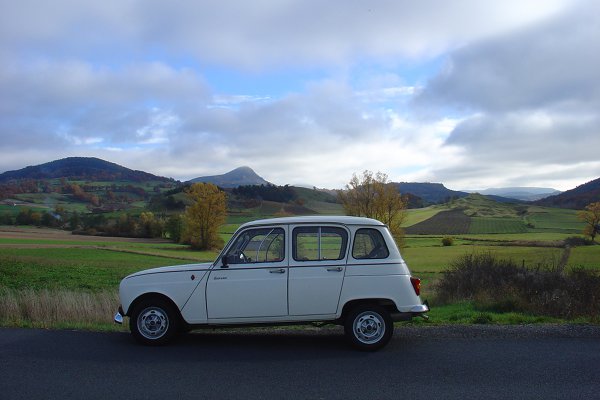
top-left (339, 298), bottom-right (398, 320)
top-left (126, 292), bottom-right (182, 319)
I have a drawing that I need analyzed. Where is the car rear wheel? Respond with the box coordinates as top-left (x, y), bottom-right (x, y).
top-left (344, 304), bottom-right (393, 351)
top-left (130, 298), bottom-right (179, 346)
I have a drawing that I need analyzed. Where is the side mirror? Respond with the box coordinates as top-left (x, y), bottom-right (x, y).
top-left (221, 256), bottom-right (229, 268)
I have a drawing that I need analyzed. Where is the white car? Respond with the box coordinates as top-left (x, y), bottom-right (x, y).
top-left (114, 216), bottom-right (429, 350)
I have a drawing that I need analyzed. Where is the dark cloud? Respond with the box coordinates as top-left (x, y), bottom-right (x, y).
top-left (1, 0), bottom-right (570, 69)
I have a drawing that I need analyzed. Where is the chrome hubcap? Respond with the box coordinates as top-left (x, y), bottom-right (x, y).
top-left (353, 311), bottom-right (385, 344)
top-left (138, 307), bottom-right (169, 340)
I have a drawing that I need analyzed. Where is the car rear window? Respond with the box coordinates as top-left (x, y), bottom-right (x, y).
top-left (352, 228), bottom-right (389, 259)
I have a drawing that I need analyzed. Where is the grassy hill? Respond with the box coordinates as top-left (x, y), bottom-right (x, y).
top-left (405, 194), bottom-right (584, 235)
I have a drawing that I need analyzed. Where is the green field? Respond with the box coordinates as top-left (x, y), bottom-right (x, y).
top-left (1, 191), bottom-right (599, 329)
top-left (468, 217), bottom-right (527, 234)
top-left (403, 207), bottom-right (443, 227)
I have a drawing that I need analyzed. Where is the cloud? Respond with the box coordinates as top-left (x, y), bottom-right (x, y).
top-left (0, 0), bottom-right (595, 192)
top-left (0, 60), bottom-right (210, 150)
top-left (416, 2), bottom-right (600, 113)
top-left (1, 0), bottom-right (573, 69)
top-left (97, 80), bottom-right (460, 188)
top-left (414, 1), bottom-right (600, 190)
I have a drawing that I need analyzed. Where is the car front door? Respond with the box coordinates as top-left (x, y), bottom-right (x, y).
top-left (288, 225), bottom-right (349, 316)
top-left (206, 226), bottom-right (288, 320)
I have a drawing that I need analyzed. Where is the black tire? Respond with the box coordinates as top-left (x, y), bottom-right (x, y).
top-left (129, 297), bottom-right (180, 346)
top-left (344, 304), bottom-right (393, 351)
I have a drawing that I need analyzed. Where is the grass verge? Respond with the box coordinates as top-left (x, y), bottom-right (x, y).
top-left (0, 287), bottom-right (127, 331)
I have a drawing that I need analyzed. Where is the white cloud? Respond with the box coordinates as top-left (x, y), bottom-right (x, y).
top-left (0, 0), bottom-right (597, 192)
top-left (0, 60), bottom-right (210, 150)
top-left (413, 0), bottom-right (600, 190)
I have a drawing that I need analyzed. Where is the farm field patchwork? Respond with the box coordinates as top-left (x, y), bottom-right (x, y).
top-left (1, 193), bottom-right (599, 331)
top-left (468, 217), bottom-right (527, 234)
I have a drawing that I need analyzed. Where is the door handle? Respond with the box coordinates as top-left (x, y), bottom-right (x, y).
top-left (269, 268), bottom-right (286, 274)
top-left (327, 267), bottom-right (343, 272)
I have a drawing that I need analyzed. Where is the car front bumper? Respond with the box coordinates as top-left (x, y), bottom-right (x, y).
top-left (114, 306), bottom-right (125, 324)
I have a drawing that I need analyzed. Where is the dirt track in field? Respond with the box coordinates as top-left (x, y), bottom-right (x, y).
top-left (0, 226), bottom-right (173, 251)
top-left (0, 227), bottom-right (202, 260)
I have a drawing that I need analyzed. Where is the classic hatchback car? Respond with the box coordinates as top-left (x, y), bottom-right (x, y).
top-left (114, 216), bottom-right (429, 350)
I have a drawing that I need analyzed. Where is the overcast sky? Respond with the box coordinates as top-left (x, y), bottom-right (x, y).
top-left (1, 0), bottom-right (598, 191)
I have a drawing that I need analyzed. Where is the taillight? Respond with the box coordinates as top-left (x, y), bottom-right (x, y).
top-left (410, 277), bottom-right (421, 296)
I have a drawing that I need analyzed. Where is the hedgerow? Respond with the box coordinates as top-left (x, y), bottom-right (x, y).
top-left (435, 252), bottom-right (600, 318)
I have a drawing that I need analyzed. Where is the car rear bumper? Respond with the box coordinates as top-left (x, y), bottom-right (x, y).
top-left (409, 302), bottom-right (429, 313)
top-left (391, 300), bottom-right (429, 321)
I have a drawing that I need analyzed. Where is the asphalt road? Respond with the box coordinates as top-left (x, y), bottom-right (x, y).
top-left (1, 326), bottom-right (599, 400)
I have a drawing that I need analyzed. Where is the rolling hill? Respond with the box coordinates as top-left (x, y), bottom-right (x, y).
top-left (469, 187), bottom-right (561, 201)
top-left (0, 157), bottom-right (171, 183)
top-left (394, 182), bottom-right (469, 205)
top-left (535, 177), bottom-right (600, 209)
top-left (405, 193), bottom-right (583, 235)
top-left (189, 166), bottom-right (270, 188)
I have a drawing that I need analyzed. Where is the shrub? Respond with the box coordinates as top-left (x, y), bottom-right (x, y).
top-left (441, 236), bottom-right (454, 246)
top-left (435, 252), bottom-right (600, 318)
top-left (563, 236), bottom-right (593, 247)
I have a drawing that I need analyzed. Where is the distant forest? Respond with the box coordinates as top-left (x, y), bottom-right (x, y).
top-left (232, 184), bottom-right (297, 203)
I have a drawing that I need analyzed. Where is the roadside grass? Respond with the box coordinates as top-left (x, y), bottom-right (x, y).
top-left (404, 301), bottom-right (593, 325)
top-left (0, 287), bottom-right (127, 331)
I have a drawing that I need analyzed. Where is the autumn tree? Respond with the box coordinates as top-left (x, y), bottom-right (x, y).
top-left (181, 183), bottom-right (227, 250)
top-left (338, 170), bottom-right (408, 245)
top-left (138, 211), bottom-right (164, 238)
top-left (165, 214), bottom-right (184, 242)
top-left (578, 201), bottom-right (600, 242)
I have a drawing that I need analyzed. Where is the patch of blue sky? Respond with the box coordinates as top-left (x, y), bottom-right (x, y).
top-left (199, 65), bottom-right (330, 98)
top-left (349, 55), bottom-right (446, 88)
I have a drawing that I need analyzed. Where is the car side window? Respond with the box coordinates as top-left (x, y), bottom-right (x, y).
top-left (293, 226), bottom-right (348, 261)
top-left (352, 228), bottom-right (389, 259)
top-left (225, 227), bottom-right (285, 265)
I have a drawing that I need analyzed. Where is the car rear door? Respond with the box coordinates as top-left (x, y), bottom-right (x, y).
top-left (288, 224), bottom-right (349, 316)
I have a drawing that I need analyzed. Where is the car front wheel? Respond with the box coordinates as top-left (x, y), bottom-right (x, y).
top-left (344, 305), bottom-right (393, 351)
top-left (130, 298), bottom-right (179, 346)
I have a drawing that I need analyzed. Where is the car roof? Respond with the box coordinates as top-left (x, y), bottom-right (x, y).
top-left (238, 215), bottom-right (385, 229)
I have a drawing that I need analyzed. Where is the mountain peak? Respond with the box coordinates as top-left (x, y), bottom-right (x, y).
top-left (189, 166), bottom-right (270, 188)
